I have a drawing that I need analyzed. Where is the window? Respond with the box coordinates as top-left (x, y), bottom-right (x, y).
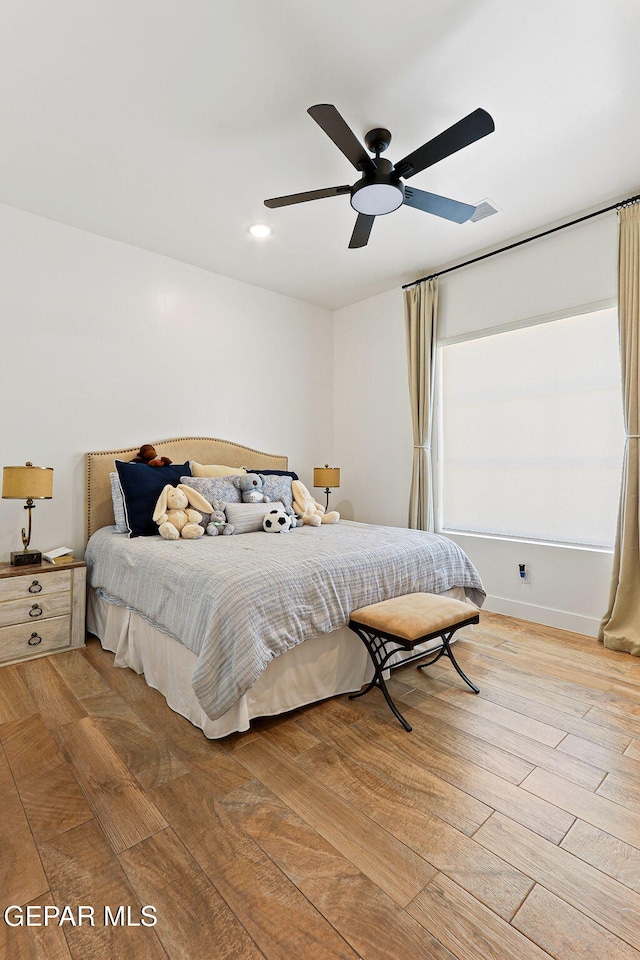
top-left (439, 306), bottom-right (624, 548)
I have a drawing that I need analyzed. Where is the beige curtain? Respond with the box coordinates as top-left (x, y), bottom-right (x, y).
top-left (404, 279), bottom-right (439, 530)
top-left (599, 203), bottom-right (640, 654)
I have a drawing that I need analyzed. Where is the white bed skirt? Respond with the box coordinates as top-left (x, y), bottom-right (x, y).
top-left (87, 586), bottom-right (470, 739)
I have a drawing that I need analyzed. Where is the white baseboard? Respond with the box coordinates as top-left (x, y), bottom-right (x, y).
top-left (482, 595), bottom-right (601, 638)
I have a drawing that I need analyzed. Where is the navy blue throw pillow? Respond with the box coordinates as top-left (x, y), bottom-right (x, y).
top-left (115, 460), bottom-right (192, 537)
top-left (250, 468), bottom-right (299, 480)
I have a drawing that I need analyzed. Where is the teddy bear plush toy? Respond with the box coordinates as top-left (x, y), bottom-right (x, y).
top-left (233, 473), bottom-right (271, 503)
top-left (291, 480), bottom-right (339, 526)
top-left (206, 500), bottom-right (235, 536)
top-left (130, 444), bottom-right (173, 467)
top-left (153, 484), bottom-right (212, 540)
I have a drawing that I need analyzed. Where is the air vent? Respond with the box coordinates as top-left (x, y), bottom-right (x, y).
top-left (470, 199), bottom-right (500, 222)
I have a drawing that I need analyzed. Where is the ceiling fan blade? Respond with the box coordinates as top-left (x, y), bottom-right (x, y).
top-left (403, 186), bottom-right (476, 223)
top-left (395, 108), bottom-right (495, 179)
top-left (349, 213), bottom-right (375, 248)
top-left (264, 185), bottom-right (351, 209)
top-left (308, 104), bottom-right (373, 172)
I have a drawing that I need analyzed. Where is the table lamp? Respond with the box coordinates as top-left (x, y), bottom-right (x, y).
top-left (313, 464), bottom-right (340, 512)
top-left (2, 462), bottom-right (54, 566)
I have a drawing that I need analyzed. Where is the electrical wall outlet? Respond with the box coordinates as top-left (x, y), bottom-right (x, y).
top-left (518, 563), bottom-right (530, 583)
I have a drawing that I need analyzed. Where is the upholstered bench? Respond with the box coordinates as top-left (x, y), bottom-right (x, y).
top-left (348, 593), bottom-right (480, 731)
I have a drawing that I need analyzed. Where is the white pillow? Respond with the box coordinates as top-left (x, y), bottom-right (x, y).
top-left (190, 461), bottom-right (246, 478)
top-left (224, 501), bottom-right (284, 535)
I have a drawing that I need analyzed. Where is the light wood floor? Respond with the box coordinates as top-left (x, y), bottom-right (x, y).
top-left (2, 612), bottom-right (640, 960)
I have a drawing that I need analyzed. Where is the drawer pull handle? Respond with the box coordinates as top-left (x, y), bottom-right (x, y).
top-left (28, 633), bottom-right (43, 646)
top-left (29, 605), bottom-right (43, 618)
top-left (28, 581), bottom-right (43, 594)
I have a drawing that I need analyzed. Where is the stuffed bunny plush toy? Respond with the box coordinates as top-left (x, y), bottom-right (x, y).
top-left (206, 500), bottom-right (235, 536)
top-left (233, 472), bottom-right (271, 503)
top-left (291, 480), bottom-right (340, 526)
top-left (153, 484), bottom-right (213, 540)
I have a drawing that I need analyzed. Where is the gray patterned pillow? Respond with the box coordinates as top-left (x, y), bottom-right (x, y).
top-left (179, 475), bottom-right (242, 507)
top-left (261, 475), bottom-right (295, 515)
top-left (109, 472), bottom-right (128, 534)
top-left (224, 501), bottom-right (285, 535)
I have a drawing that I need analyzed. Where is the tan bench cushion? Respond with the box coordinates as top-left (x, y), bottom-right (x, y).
top-left (350, 593), bottom-right (478, 643)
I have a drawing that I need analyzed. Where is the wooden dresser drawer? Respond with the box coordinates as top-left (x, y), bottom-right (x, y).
top-left (0, 615), bottom-right (71, 666)
top-left (0, 592), bottom-right (71, 628)
top-left (0, 560), bottom-right (86, 666)
top-left (0, 569), bottom-right (71, 603)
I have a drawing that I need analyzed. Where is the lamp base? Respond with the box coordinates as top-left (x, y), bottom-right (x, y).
top-left (11, 549), bottom-right (42, 567)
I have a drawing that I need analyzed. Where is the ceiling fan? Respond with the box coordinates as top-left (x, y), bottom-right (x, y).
top-left (264, 104), bottom-right (495, 248)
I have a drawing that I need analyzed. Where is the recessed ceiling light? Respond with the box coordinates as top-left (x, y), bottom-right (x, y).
top-left (249, 223), bottom-right (272, 239)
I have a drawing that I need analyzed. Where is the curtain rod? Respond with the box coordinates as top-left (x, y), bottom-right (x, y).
top-left (402, 192), bottom-right (640, 290)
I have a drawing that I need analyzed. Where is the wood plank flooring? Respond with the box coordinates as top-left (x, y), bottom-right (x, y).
top-left (1, 610), bottom-right (640, 960)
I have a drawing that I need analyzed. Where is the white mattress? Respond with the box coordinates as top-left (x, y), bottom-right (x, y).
top-left (87, 585), bottom-right (470, 739)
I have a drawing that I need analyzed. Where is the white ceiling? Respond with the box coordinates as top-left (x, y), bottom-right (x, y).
top-left (0, 0), bottom-right (638, 310)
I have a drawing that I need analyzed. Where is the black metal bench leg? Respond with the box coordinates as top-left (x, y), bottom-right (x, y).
top-left (377, 678), bottom-right (413, 732)
top-left (418, 628), bottom-right (480, 694)
top-left (348, 627), bottom-right (413, 731)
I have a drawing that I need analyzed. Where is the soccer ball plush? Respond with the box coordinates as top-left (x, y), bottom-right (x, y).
top-left (263, 508), bottom-right (295, 533)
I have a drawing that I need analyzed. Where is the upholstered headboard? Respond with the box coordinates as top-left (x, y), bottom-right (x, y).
top-left (85, 436), bottom-right (288, 541)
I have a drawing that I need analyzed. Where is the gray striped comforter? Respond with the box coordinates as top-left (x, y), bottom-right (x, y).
top-left (85, 521), bottom-right (485, 720)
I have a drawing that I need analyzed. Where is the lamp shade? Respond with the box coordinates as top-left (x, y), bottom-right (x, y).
top-left (2, 464), bottom-right (54, 500)
top-left (313, 466), bottom-right (340, 489)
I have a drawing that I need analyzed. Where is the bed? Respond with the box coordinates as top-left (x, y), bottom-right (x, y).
top-left (85, 437), bottom-right (485, 738)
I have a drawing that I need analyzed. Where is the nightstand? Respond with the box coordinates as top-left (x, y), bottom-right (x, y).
top-left (0, 560), bottom-right (86, 667)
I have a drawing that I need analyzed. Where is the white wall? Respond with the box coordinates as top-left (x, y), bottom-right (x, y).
top-left (333, 214), bottom-right (619, 636)
top-left (0, 203), bottom-right (333, 560)
top-left (333, 287), bottom-right (413, 526)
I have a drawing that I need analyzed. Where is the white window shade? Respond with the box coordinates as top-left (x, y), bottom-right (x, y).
top-left (440, 307), bottom-right (624, 548)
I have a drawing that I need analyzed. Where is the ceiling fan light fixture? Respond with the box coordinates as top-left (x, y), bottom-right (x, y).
top-left (350, 180), bottom-right (404, 216)
top-left (248, 223), bottom-right (272, 239)
top-left (265, 104), bottom-right (494, 247)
